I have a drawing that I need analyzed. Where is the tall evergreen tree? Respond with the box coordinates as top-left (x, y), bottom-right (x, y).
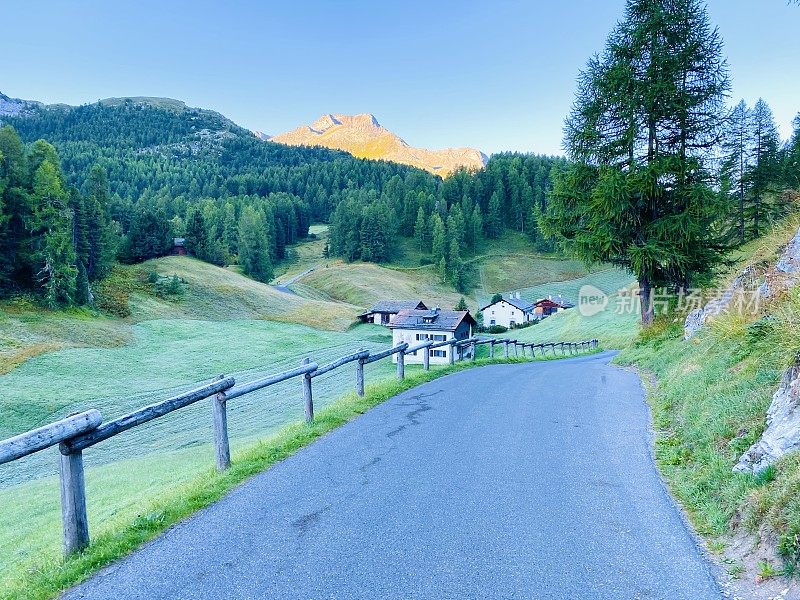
top-left (543, 0), bottom-right (730, 324)
top-left (719, 100), bottom-right (752, 243)
top-left (84, 165), bottom-right (115, 280)
top-left (746, 99), bottom-right (783, 238)
top-left (237, 206), bottom-right (273, 283)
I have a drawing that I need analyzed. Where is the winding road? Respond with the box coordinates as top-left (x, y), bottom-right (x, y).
top-left (63, 352), bottom-right (723, 599)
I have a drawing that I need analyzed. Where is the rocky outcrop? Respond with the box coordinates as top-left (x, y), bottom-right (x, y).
top-left (734, 360), bottom-right (800, 474)
top-left (757, 227), bottom-right (800, 300)
top-left (684, 226), bottom-right (800, 340)
top-left (683, 267), bottom-right (757, 339)
top-left (267, 113), bottom-right (488, 177)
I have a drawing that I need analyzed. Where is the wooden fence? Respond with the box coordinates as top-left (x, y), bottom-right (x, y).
top-left (0, 336), bottom-right (598, 556)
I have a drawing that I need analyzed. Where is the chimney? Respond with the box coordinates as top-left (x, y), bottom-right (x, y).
top-left (433, 306), bottom-right (440, 314)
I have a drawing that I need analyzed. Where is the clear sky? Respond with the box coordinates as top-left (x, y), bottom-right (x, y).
top-left (1, 0), bottom-right (798, 156)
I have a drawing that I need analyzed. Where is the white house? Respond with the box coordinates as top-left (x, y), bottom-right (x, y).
top-left (389, 308), bottom-right (476, 365)
top-left (480, 293), bottom-right (535, 329)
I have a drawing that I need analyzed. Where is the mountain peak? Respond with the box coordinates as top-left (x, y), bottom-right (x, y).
top-left (269, 113), bottom-right (485, 176)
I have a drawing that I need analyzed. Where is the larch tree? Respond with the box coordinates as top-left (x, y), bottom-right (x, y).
top-left (542, 0), bottom-right (730, 324)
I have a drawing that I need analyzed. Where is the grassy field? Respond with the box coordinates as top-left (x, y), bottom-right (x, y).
top-left (0, 253), bottom-right (363, 374)
top-left (0, 319), bottom-right (395, 577)
top-left (617, 216), bottom-right (800, 580)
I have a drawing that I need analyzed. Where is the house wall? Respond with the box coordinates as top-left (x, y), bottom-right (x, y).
top-left (391, 322), bottom-right (473, 365)
top-left (481, 300), bottom-right (531, 329)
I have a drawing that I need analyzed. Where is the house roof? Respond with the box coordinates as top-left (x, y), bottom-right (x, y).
top-left (368, 300), bottom-right (427, 314)
top-left (389, 309), bottom-right (476, 331)
top-left (534, 295), bottom-right (575, 308)
top-left (480, 296), bottom-right (534, 313)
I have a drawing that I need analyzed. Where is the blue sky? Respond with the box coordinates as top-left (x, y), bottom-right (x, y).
top-left (1, 0), bottom-right (798, 155)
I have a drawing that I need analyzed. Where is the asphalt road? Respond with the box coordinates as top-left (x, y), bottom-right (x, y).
top-left (63, 352), bottom-right (723, 600)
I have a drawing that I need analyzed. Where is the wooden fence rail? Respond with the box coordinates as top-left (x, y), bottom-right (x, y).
top-left (0, 334), bottom-right (598, 557)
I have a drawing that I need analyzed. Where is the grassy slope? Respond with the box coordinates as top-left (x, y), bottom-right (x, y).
top-left (617, 216), bottom-right (800, 578)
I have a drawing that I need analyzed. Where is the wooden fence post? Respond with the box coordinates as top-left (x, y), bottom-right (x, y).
top-left (302, 357), bottom-right (314, 423)
top-left (503, 340), bottom-right (509, 359)
top-left (59, 448), bottom-right (89, 555)
top-left (423, 346), bottom-right (430, 371)
top-left (449, 341), bottom-right (456, 365)
top-left (471, 341), bottom-right (477, 361)
top-left (356, 354), bottom-right (366, 397)
top-left (211, 375), bottom-right (230, 471)
top-left (489, 341), bottom-right (494, 359)
top-left (397, 349), bottom-right (405, 379)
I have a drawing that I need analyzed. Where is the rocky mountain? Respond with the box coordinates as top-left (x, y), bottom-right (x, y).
top-left (265, 113), bottom-right (487, 177)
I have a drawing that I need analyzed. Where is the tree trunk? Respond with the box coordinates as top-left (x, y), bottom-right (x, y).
top-left (639, 277), bottom-right (654, 325)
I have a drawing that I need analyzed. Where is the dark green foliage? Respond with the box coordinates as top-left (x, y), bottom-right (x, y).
top-left (237, 206), bottom-right (273, 283)
top-left (120, 205), bottom-right (173, 263)
top-left (491, 293), bottom-right (503, 304)
top-left (486, 324), bottom-right (508, 334)
top-left (454, 297), bottom-right (468, 311)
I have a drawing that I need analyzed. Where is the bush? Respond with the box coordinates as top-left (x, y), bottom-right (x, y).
top-left (486, 325), bottom-right (508, 334)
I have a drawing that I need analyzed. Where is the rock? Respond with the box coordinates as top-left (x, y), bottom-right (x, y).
top-left (683, 267), bottom-right (754, 340)
top-left (758, 227), bottom-right (800, 300)
top-left (734, 360), bottom-right (800, 474)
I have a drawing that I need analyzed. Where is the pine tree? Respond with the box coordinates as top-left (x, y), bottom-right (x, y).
top-left (431, 213), bottom-right (447, 266)
top-left (448, 238), bottom-right (465, 291)
top-left (184, 207), bottom-right (210, 259)
top-left (85, 165), bottom-right (115, 280)
top-left (413, 206), bottom-right (427, 251)
top-left (30, 158), bottom-right (77, 307)
top-left (543, 0), bottom-right (730, 324)
top-left (785, 113), bottom-right (800, 190)
top-left (746, 99), bottom-right (783, 238)
top-left (454, 296), bottom-right (468, 311)
top-left (237, 206), bottom-right (273, 283)
top-left (486, 191), bottom-right (503, 239)
top-left (471, 205), bottom-right (483, 249)
top-left (719, 100), bottom-right (752, 244)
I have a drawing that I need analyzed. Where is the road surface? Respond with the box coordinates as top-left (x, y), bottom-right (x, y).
top-left (63, 352), bottom-right (723, 599)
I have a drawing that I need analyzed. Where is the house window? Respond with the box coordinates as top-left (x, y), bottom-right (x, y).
top-left (490, 319), bottom-right (496, 325)
top-left (510, 320), bottom-right (516, 327)
top-left (431, 349), bottom-right (446, 358)
top-left (433, 334), bottom-right (446, 341)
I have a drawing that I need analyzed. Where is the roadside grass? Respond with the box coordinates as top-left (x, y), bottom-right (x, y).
top-left (616, 216), bottom-right (800, 572)
top-left (1, 354), bottom-right (556, 600)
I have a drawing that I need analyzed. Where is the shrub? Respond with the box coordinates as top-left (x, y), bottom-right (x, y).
top-left (486, 325), bottom-right (508, 334)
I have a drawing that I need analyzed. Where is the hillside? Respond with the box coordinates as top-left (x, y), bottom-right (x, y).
top-left (0, 92), bottom-right (436, 221)
top-left (266, 113), bottom-right (488, 177)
